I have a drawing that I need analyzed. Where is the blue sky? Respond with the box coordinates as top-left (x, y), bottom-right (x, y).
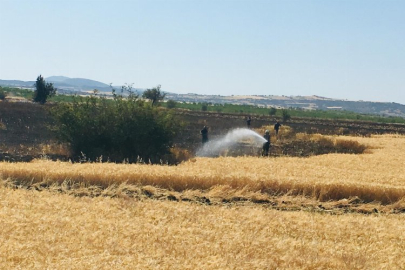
top-left (1, 0), bottom-right (404, 104)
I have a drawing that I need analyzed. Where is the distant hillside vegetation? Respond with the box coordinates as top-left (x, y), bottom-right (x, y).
top-left (1, 76), bottom-right (404, 117)
top-left (166, 93), bottom-right (405, 118)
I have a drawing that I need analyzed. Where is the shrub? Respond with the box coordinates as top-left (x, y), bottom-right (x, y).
top-left (166, 99), bottom-right (177, 109)
top-left (282, 109), bottom-right (291, 122)
top-left (269, 107), bottom-right (277, 116)
top-left (50, 93), bottom-right (181, 163)
top-left (201, 103), bottom-right (208, 111)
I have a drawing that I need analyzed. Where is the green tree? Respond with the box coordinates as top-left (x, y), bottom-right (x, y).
top-left (142, 85), bottom-right (166, 106)
top-left (282, 109), bottom-right (291, 122)
top-left (166, 99), bottom-right (177, 109)
top-left (269, 107), bottom-right (277, 116)
top-left (201, 103), bottom-right (208, 111)
top-left (50, 91), bottom-right (180, 163)
top-left (33, 75), bottom-right (56, 104)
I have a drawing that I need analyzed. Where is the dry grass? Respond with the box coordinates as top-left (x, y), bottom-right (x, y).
top-left (1, 135), bottom-right (405, 268)
top-left (294, 132), bottom-right (367, 153)
top-left (1, 186), bottom-right (405, 269)
top-left (1, 135), bottom-right (404, 204)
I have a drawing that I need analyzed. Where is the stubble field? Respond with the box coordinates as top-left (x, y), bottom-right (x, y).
top-left (1, 134), bottom-right (405, 268)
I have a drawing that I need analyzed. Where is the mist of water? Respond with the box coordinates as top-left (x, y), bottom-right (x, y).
top-left (196, 128), bottom-right (266, 157)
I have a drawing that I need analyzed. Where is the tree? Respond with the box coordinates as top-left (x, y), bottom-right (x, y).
top-left (33, 75), bottom-right (56, 104)
top-left (50, 92), bottom-right (181, 163)
top-left (282, 109), bottom-right (291, 122)
top-left (201, 103), bottom-right (208, 111)
top-left (166, 99), bottom-right (177, 109)
top-left (269, 107), bottom-right (277, 116)
top-left (142, 85), bottom-right (166, 106)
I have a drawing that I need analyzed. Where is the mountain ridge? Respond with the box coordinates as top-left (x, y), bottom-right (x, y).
top-left (46, 76), bottom-right (110, 89)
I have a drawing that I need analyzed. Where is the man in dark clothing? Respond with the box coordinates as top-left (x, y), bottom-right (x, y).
top-left (262, 130), bottom-right (270, 156)
top-left (246, 116), bottom-right (251, 129)
top-left (274, 121), bottom-right (281, 138)
top-left (201, 126), bottom-right (209, 144)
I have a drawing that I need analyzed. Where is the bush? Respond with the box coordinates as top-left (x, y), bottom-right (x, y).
top-left (282, 109), bottom-right (291, 122)
top-left (269, 107), bottom-right (277, 116)
top-left (201, 103), bottom-right (208, 111)
top-left (50, 93), bottom-right (181, 163)
top-left (166, 99), bottom-right (177, 109)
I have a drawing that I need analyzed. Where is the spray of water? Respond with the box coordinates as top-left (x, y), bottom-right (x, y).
top-left (196, 128), bottom-right (266, 157)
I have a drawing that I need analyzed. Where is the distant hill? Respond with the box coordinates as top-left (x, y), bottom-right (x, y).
top-left (46, 76), bottom-right (110, 89)
top-left (1, 76), bottom-right (404, 118)
top-left (45, 76), bottom-right (114, 93)
top-left (0, 79), bottom-right (35, 88)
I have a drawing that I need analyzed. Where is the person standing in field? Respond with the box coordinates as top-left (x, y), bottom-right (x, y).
top-left (201, 126), bottom-right (209, 144)
top-left (262, 130), bottom-right (270, 156)
top-left (246, 116), bottom-right (252, 129)
top-left (274, 121), bottom-right (281, 139)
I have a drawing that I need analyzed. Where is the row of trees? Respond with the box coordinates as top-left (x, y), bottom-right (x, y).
top-left (33, 75), bottom-right (166, 106)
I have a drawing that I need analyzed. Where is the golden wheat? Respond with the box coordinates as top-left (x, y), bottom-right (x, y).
top-left (1, 135), bottom-right (405, 268)
top-left (1, 135), bottom-right (405, 204)
top-left (0, 186), bottom-right (404, 269)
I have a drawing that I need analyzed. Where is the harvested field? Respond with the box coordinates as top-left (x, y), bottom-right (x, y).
top-left (1, 187), bottom-right (405, 269)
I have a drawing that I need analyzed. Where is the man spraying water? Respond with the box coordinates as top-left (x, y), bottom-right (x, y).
top-left (262, 130), bottom-right (270, 156)
top-left (200, 126), bottom-right (209, 144)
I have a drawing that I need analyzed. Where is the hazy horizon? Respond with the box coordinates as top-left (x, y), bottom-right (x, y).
top-left (2, 75), bottom-right (405, 105)
top-left (1, 0), bottom-right (404, 104)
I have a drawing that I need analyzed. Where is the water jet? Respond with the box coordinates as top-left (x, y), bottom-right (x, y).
top-left (196, 128), bottom-right (266, 157)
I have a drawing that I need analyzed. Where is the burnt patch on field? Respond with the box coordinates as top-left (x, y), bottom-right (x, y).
top-left (1, 102), bottom-right (404, 162)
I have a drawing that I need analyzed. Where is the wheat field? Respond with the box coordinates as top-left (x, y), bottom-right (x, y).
top-left (1, 134), bottom-right (405, 204)
top-left (1, 134), bottom-right (405, 269)
top-left (1, 186), bottom-right (405, 269)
